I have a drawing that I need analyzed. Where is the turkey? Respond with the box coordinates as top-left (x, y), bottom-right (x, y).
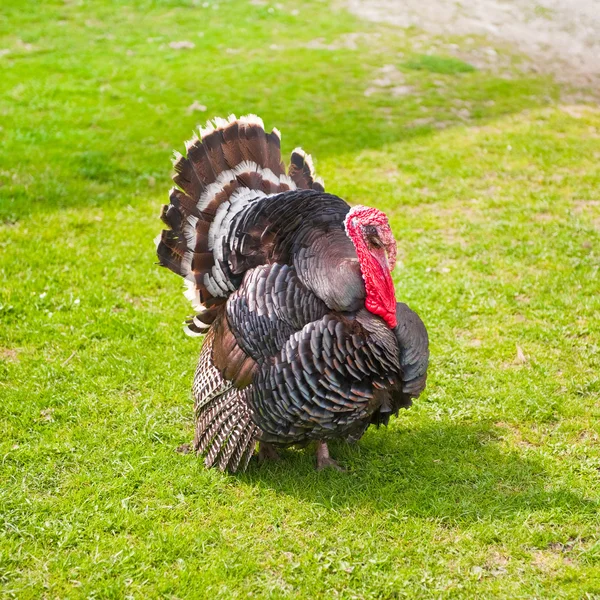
top-left (156, 114), bottom-right (429, 472)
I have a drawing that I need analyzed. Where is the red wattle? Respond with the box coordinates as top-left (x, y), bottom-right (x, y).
top-left (363, 256), bottom-right (398, 329)
top-left (345, 210), bottom-right (398, 329)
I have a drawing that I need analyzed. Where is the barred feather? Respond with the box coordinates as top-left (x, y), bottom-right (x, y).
top-left (204, 410), bottom-right (238, 468)
top-left (191, 329), bottom-right (259, 472)
top-left (195, 393), bottom-right (237, 453)
top-left (217, 413), bottom-right (249, 471)
top-left (239, 430), bottom-right (259, 472)
top-left (229, 420), bottom-right (259, 472)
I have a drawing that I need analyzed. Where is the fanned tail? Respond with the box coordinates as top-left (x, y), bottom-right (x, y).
top-left (156, 114), bottom-right (325, 336)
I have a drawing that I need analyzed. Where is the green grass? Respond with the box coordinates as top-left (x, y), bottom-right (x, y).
top-left (403, 54), bottom-right (476, 75)
top-left (1, 0), bottom-right (600, 598)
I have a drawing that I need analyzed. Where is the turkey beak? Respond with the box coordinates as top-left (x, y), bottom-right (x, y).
top-left (374, 249), bottom-right (390, 274)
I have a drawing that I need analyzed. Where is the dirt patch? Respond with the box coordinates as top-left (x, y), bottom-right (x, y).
top-left (346, 0), bottom-right (600, 88)
top-left (0, 347), bottom-right (20, 362)
top-left (531, 549), bottom-right (574, 572)
top-left (364, 64), bottom-right (415, 98)
top-left (305, 32), bottom-right (381, 51)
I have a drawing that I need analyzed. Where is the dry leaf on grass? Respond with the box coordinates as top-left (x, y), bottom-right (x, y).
top-left (169, 41), bottom-right (195, 50)
top-left (515, 345), bottom-right (528, 364)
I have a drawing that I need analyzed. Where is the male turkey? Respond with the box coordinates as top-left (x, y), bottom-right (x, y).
top-left (156, 114), bottom-right (429, 472)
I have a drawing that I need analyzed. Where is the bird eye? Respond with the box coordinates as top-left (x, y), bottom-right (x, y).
top-left (369, 235), bottom-right (384, 249)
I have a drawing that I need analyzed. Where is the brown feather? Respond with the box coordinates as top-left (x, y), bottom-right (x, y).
top-left (186, 138), bottom-right (218, 186)
top-left (169, 188), bottom-right (198, 218)
top-left (160, 230), bottom-right (186, 256)
top-left (212, 313), bottom-right (257, 388)
top-left (156, 238), bottom-right (183, 274)
top-left (217, 414), bottom-right (248, 471)
top-left (288, 149), bottom-right (314, 190)
top-left (197, 396), bottom-right (237, 454)
top-left (172, 153), bottom-right (203, 200)
top-left (266, 130), bottom-right (285, 175)
top-left (191, 251), bottom-right (214, 273)
top-left (235, 170), bottom-right (263, 190)
top-left (192, 218), bottom-right (211, 254)
top-left (202, 129), bottom-right (229, 175)
top-left (205, 411), bottom-right (238, 468)
top-left (221, 121), bottom-right (244, 168)
top-left (261, 178), bottom-right (282, 195)
top-left (238, 121), bottom-right (268, 166)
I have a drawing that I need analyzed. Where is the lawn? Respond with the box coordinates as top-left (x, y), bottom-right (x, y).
top-left (1, 0), bottom-right (600, 598)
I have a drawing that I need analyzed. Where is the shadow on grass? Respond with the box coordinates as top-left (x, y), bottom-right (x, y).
top-left (0, 0), bottom-right (563, 226)
top-left (240, 421), bottom-right (596, 522)
top-left (1, 68), bottom-right (556, 222)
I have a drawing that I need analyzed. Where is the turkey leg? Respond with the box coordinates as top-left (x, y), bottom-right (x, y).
top-left (258, 441), bottom-right (281, 463)
top-left (316, 440), bottom-right (345, 471)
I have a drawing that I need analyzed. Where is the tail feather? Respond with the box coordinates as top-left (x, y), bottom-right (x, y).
top-left (202, 127), bottom-right (230, 176)
top-left (289, 147), bottom-right (325, 192)
top-left (169, 187), bottom-right (199, 219)
top-left (185, 135), bottom-right (219, 187)
top-left (157, 114), bottom-right (326, 329)
top-left (156, 229), bottom-right (185, 274)
top-left (184, 310), bottom-right (218, 337)
top-left (266, 129), bottom-right (285, 175)
top-left (191, 250), bottom-right (214, 273)
top-left (160, 203), bottom-right (182, 230)
top-left (238, 116), bottom-right (269, 167)
top-left (221, 119), bottom-right (244, 168)
top-left (172, 151), bottom-right (204, 201)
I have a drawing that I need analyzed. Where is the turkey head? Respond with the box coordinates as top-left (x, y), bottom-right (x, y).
top-left (344, 205), bottom-right (398, 328)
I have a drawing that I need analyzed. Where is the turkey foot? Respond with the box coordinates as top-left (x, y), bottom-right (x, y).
top-left (316, 440), bottom-right (346, 471)
top-left (258, 441), bottom-right (281, 463)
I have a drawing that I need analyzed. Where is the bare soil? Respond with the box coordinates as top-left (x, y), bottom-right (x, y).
top-left (346, 0), bottom-right (600, 88)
